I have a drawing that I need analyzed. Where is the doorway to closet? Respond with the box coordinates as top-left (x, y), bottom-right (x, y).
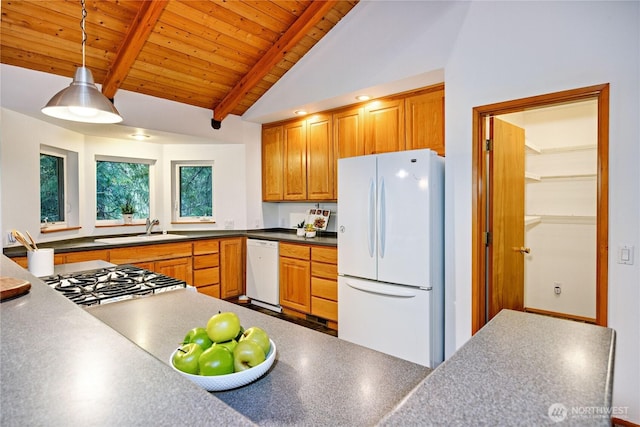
top-left (471, 84), bottom-right (609, 333)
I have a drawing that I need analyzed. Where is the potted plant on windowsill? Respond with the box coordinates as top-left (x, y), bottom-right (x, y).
top-left (121, 197), bottom-right (135, 224)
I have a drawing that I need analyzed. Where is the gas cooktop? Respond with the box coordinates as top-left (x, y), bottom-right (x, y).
top-left (42, 264), bottom-right (187, 306)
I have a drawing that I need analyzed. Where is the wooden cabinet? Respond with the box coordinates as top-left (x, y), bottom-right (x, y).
top-left (405, 86), bottom-right (445, 156)
top-left (310, 246), bottom-right (338, 329)
top-left (192, 240), bottom-right (221, 298)
top-left (262, 124), bottom-right (284, 201)
top-left (110, 242), bottom-right (193, 283)
top-left (279, 243), bottom-right (311, 314)
top-left (279, 242), bottom-right (338, 329)
top-left (364, 98), bottom-right (405, 154)
top-left (219, 238), bottom-right (244, 299)
top-left (306, 113), bottom-right (335, 200)
top-left (283, 119), bottom-right (307, 200)
top-left (334, 106), bottom-right (365, 159)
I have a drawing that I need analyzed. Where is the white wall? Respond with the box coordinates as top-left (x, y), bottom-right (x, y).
top-left (249, 0), bottom-right (640, 421)
top-left (1, 108), bottom-right (263, 244)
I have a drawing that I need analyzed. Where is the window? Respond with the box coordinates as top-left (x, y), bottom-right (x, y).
top-left (173, 162), bottom-right (214, 222)
top-left (96, 157), bottom-right (152, 223)
top-left (40, 152), bottom-right (66, 225)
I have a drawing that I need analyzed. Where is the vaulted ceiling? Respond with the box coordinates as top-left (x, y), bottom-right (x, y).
top-left (1, 0), bottom-right (358, 125)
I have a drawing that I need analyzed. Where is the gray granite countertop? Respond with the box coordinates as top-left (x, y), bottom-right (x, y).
top-left (3, 228), bottom-right (337, 257)
top-left (0, 256), bottom-right (254, 426)
top-left (380, 309), bottom-right (615, 426)
top-left (87, 289), bottom-right (430, 426)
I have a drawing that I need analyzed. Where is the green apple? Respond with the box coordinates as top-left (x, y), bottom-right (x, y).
top-left (199, 345), bottom-right (234, 376)
top-left (239, 326), bottom-right (270, 355)
top-left (234, 325), bottom-right (245, 342)
top-left (206, 312), bottom-right (241, 343)
top-left (233, 340), bottom-right (266, 372)
top-left (214, 339), bottom-right (238, 353)
top-left (182, 327), bottom-right (213, 350)
top-left (172, 343), bottom-right (203, 375)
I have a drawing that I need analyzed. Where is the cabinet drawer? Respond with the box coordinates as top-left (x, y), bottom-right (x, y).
top-left (311, 277), bottom-right (337, 301)
top-left (193, 253), bottom-right (219, 269)
top-left (311, 261), bottom-right (337, 280)
top-left (64, 249), bottom-right (110, 264)
top-left (311, 296), bottom-right (338, 322)
top-left (110, 242), bottom-right (192, 264)
top-left (193, 267), bottom-right (220, 286)
top-left (280, 243), bottom-right (310, 260)
top-left (193, 240), bottom-right (220, 256)
top-left (311, 246), bottom-right (337, 264)
top-left (197, 284), bottom-right (220, 299)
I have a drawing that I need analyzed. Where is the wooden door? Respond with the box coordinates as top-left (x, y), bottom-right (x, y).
top-left (364, 98), bottom-right (405, 154)
top-left (155, 257), bottom-right (192, 283)
top-left (220, 238), bottom-right (244, 299)
top-left (334, 106), bottom-right (365, 158)
top-left (283, 119), bottom-right (307, 200)
top-left (405, 87), bottom-right (445, 155)
top-left (262, 124), bottom-right (284, 201)
top-left (489, 117), bottom-right (525, 318)
top-left (307, 113), bottom-right (335, 200)
top-left (279, 256), bottom-right (311, 313)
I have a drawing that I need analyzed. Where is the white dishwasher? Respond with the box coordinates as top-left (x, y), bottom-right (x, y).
top-left (246, 239), bottom-right (281, 312)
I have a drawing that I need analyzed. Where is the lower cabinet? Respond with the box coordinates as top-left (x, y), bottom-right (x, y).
top-left (219, 238), bottom-right (244, 299)
top-left (110, 243), bottom-right (193, 284)
top-left (193, 240), bottom-right (221, 298)
top-left (192, 237), bottom-right (245, 300)
top-left (279, 242), bottom-right (338, 330)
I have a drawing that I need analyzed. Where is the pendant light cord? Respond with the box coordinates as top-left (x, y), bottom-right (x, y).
top-left (80, 0), bottom-right (87, 68)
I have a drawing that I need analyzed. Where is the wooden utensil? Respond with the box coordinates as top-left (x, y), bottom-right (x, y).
top-left (11, 230), bottom-right (34, 251)
top-left (25, 230), bottom-right (39, 250)
top-left (0, 277), bottom-right (31, 300)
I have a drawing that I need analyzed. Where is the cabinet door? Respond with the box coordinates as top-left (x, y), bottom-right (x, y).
top-left (334, 106), bottom-right (365, 159)
top-left (364, 98), bottom-right (405, 154)
top-left (279, 256), bottom-right (311, 313)
top-left (154, 257), bottom-right (192, 283)
top-left (307, 113), bottom-right (335, 200)
top-left (220, 238), bottom-right (244, 299)
top-left (262, 125), bottom-right (284, 201)
top-left (283, 119), bottom-right (307, 200)
top-left (405, 87), bottom-right (445, 156)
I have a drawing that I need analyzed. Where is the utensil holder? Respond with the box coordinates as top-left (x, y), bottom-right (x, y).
top-left (27, 248), bottom-right (54, 277)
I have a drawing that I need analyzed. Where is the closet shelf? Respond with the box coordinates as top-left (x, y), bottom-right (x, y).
top-left (524, 214), bottom-right (596, 225)
top-left (525, 172), bottom-right (596, 181)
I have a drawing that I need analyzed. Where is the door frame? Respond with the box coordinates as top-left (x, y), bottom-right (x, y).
top-left (471, 84), bottom-right (609, 333)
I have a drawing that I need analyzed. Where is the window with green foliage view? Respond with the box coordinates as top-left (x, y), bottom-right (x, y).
top-left (178, 165), bottom-right (213, 218)
top-left (96, 160), bottom-right (150, 220)
top-left (40, 153), bottom-right (65, 223)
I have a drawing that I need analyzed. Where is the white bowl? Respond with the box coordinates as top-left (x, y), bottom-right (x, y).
top-left (170, 339), bottom-right (276, 391)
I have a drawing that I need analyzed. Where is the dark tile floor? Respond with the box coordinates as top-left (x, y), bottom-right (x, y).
top-left (230, 300), bottom-right (337, 337)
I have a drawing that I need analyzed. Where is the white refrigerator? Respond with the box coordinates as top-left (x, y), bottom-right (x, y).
top-left (337, 149), bottom-right (444, 368)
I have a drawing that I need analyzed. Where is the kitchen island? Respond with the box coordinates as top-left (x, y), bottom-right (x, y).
top-left (1, 255), bottom-right (615, 426)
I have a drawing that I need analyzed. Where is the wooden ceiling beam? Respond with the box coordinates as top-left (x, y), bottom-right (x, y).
top-left (101, 0), bottom-right (169, 99)
top-left (211, 0), bottom-right (338, 125)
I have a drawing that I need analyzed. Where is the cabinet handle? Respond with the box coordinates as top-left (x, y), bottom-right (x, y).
top-left (514, 247), bottom-right (531, 254)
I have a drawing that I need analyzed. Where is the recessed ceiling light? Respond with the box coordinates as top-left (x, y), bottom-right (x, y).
top-left (131, 133), bottom-right (150, 141)
top-left (356, 95), bottom-right (371, 101)
top-left (294, 110), bottom-right (307, 116)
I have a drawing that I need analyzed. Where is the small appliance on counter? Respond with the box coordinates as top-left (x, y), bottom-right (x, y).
top-left (42, 264), bottom-right (187, 306)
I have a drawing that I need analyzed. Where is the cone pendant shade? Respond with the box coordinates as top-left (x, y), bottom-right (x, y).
top-left (41, 67), bottom-right (123, 124)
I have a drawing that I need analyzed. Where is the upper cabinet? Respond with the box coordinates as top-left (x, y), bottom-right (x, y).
top-left (262, 84), bottom-right (445, 202)
top-left (405, 87), bottom-right (445, 156)
top-left (364, 98), bottom-right (405, 154)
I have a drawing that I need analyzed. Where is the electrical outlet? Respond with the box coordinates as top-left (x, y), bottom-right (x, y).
top-left (7, 232), bottom-right (16, 244)
top-left (554, 282), bottom-right (562, 295)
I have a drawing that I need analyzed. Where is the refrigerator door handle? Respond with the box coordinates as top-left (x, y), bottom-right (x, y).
top-left (346, 280), bottom-right (418, 298)
top-left (378, 177), bottom-right (386, 258)
top-left (367, 178), bottom-right (375, 258)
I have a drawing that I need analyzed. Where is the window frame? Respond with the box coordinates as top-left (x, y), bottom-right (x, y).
top-left (172, 161), bottom-right (215, 223)
top-left (39, 148), bottom-right (68, 230)
top-left (95, 155), bottom-right (156, 226)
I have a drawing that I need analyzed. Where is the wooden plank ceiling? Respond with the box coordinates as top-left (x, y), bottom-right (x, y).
top-left (1, 0), bottom-right (358, 125)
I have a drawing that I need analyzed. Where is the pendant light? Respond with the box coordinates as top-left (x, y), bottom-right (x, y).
top-left (41, 0), bottom-right (123, 124)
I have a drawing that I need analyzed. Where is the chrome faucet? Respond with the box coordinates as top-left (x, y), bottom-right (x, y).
top-left (145, 218), bottom-right (160, 235)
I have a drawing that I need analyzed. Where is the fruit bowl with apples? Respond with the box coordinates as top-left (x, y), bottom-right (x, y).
top-left (169, 311), bottom-right (277, 391)
top-left (170, 338), bottom-right (276, 391)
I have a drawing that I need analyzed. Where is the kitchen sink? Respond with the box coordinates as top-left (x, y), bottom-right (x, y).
top-left (94, 234), bottom-right (189, 245)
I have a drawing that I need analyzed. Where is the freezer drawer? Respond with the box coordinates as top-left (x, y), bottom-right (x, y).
top-left (338, 275), bottom-right (438, 368)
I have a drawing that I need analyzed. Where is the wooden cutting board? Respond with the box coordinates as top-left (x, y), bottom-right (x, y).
top-left (0, 277), bottom-right (31, 301)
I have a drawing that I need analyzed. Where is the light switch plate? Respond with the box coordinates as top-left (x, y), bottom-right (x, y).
top-left (617, 245), bottom-right (634, 265)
